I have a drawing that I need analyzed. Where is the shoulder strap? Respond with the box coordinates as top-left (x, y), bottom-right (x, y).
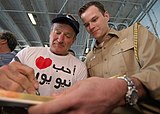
top-left (133, 22), bottom-right (142, 68)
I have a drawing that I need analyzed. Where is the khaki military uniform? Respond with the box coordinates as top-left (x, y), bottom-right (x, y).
top-left (85, 23), bottom-right (160, 114)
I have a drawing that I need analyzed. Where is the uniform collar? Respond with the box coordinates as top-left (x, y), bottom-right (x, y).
top-left (94, 28), bottom-right (119, 49)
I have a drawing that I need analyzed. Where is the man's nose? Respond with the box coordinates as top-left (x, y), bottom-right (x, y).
top-left (57, 34), bottom-right (64, 43)
top-left (89, 23), bottom-right (95, 31)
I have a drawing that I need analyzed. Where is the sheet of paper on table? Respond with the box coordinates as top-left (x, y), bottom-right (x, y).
top-left (0, 90), bottom-right (53, 108)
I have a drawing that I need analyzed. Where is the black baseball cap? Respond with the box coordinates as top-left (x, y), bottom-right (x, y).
top-left (52, 14), bottom-right (79, 35)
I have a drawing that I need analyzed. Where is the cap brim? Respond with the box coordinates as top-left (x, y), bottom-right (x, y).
top-left (52, 17), bottom-right (79, 34)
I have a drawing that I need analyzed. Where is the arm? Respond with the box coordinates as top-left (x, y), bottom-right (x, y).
top-left (28, 77), bottom-right (138, 114)
top-left (132, 24), bottom-right (160, 100)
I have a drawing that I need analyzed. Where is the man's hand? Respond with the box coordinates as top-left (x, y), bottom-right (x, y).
top-left (0, 61), bottom-right (39, 94)
top-left (28, 77), bottom-right (128, 114)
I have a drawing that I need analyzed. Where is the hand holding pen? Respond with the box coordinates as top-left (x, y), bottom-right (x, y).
top-left (0, 59), bottom-right (39, 95)
top-left (0, 55), bottom-right (40, 95)
top-left (14, 56), bottom-right (40, 95)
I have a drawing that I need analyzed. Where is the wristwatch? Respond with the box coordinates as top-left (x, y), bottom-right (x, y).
top-left (117, 75), bottom-right (138, 106)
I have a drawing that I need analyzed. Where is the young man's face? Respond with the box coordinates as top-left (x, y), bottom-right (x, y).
top-left (49, 23), bottom-right (76, 55)
top-left (80, 6), bottom-right (110, 42)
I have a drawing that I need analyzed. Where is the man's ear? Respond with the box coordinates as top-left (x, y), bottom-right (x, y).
top-left (104, 11), bottom-right (110, 22)
top-left (0, 39), bottom-right (7, 44)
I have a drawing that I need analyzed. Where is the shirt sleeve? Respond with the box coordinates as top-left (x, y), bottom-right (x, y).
top-left (131, 24), bottom-right (160, 101)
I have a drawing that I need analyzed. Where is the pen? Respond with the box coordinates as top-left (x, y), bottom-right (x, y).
top-left (14, 56), bottom-right (21, 62)
top-left (14, 56), bottom-right (40, 96)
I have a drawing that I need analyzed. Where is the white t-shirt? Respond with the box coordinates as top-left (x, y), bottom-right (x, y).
top-left (16, 47), bottom-right (87, 96)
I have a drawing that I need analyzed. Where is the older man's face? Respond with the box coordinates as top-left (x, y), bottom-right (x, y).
top-left (49, 23), bottom-right (76, 55)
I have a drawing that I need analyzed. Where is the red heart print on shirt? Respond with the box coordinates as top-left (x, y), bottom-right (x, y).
top-left (35, 56), bottom-right (52, 69)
